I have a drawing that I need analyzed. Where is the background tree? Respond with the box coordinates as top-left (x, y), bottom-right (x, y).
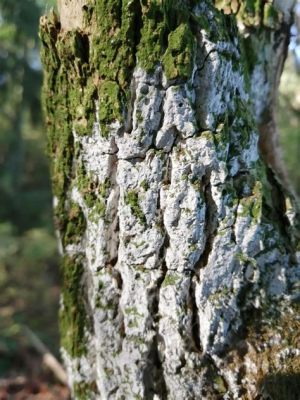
top-left (41, 1), bottom-right (300, 399)
top-left (278, 55), bottom-right (300, 195)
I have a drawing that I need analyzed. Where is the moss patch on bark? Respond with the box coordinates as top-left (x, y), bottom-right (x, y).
top-left (162, 23), bottom-right (195, 81)
top-left (60, 255), bottom-right (88, 357)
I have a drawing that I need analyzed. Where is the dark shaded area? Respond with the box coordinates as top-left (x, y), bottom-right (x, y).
top-left (258, 373), bottom-right (300, 400)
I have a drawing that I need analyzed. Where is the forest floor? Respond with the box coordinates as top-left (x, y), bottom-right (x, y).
top-left (0, 348), bottom-right (70, 400)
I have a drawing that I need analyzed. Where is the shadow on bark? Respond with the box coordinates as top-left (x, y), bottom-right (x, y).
top-left (258, 373), bottom-right (300, 400)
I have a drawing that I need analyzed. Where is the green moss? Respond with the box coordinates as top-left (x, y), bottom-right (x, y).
top-left (63, 202), bottom-right (86, 246)
top-left (200, 130), bottom-right (214, 141)
top-left (125, 190), bottom-right (146, 225)
top-left (238, 193), bottom-right (262, 222)
top-left (136, 110), bottom-right (144, 124)
top-left (208, 287), bottom-right (231, 303)
top-left (128, 319), bottom-right (139, 328)
top-left (73, 382), bottom-right (97, 400)
top-left (92, 0), bottom-right (138, 83)
top-left (95, 290), bottom-right (116, 310)
top-left (213, 117), bottom-right (230, 158)
top-left (125, 307), bottom-right (143, 317)
top-left (40, 15), bottom-right (100, 248)
top-left (240, 34), bottom-right (258, 82)
top-left (134, 264), bottom-right (146, 273)
top-left (162, 272), bottom-right (180, 287)
top-left (99, 81), bottom-right (123, 137)
top-left (181, 174), bottom-right (189, 182)
top-left (73, 82), bottom-right (97, 136)
top-left (193, 13), bottom-right (211, 32)
top-left (237, 0), bottom-right (263, 26)
top-left (40, 17), bottom-right (77, 242)
top-left (76, 165), bottom-right (96, 208)
top-left (190, 176), bottom-right (202, 191)
top-left (140, 179), bottom-right (149, 191)
top-left (204, 361), bottom-right (228, 396)
top-left (53, 29), bottom-right (94, 134)
top-left (189, 243), bottom-right (198, 252)
top-left (263, 3), bottom-right (280, 28)
top-left (91, 199), bottom-right (106, 220)
top-left (99, 178), bottom-right (111, 198)
top-left (104, 367), bottom-right (114, 378)
top-left (128, 335), bottom-right (145, 346)
top-left (235, 252), bottom-right (257, 267)
top-left (132, 240), bottom-right (146, 249)
top-left (255, 162), bottom-right (278, 216)
top-left (136, 2), bottom-right (165, 72)
top-left (76, 167), bottom-right (110, 219)
top-left (83, 1), bottom-right (141, 139)
top-left (162, 23), bottom-right (195, 81)
top-left (213, 375), bottom-right (227, 395)
top-left (60, 255), bottom-right (88, 357)
top-left (251, 180), bottom-right (263, 220)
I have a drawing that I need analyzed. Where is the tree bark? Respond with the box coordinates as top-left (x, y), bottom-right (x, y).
top-left (40, 1), bottom-right (300, 399)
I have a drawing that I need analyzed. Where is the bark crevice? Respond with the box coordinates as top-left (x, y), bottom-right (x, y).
top-left (144, 232), bottom-right (169, 399)
top-left (194, 171), bottom-right (218, 275)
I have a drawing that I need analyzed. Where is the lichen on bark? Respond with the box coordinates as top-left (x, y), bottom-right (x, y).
top-left (40, 1), bottom-right (300, 399)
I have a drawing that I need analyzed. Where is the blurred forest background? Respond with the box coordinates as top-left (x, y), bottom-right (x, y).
top-left (0, 0), bottom-right (62, 386)
top-left (0, 0), bottom-right (299, 392)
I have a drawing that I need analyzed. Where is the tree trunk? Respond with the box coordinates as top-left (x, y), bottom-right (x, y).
top-left (40, 1), bottom-right (300, 399)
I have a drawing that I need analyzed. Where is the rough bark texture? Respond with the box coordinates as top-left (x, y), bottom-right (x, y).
top-left (40, 1), bottom-right (300, 399)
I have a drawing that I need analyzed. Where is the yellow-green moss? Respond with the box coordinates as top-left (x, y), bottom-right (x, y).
top-left (267, 4), bottom-right (282, 28)
top-left (91, 0), bottom-right (138, 85)
top-left (235, 251), bottom-right (257, 266)
top-left (125, 307), bottom-right (144, 317)
top-left (137, 2), bottom-right (165, 72)
top-left (125, 190), bottom-right (146, 225)
top-left (200, 130), bottom-right (214, 141)
top-left (88, 199), bottom-right (106, 223)
top-left (63, 202), bottom-right (86, 247)
top-left (60, 255), bottom-right (88, 357)
top-left (76, 165), bottom-right (97, 208)
top-left (162, 23), bottom-right (195, 81)
top-left (162, 272), bottom-right (180, 287)
top-left (140, 179), bottom-right (149, 191)
top-left (95, 297), bottom-right (115, 311)
top-left (237, 181), bottom-right (263, 222)
top-left (73, 381), bottom-right (97, 400)
top-left (98, 81), bottom-right (123, 137)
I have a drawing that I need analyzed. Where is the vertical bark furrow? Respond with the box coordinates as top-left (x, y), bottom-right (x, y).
top-left (142, 194), bottom-right (169, 399)
top-left (189, 276), bottom-right (202, 353)
top-left (193, 171), bottom-right (218, 273)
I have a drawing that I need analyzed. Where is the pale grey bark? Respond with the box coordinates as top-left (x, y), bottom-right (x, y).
top-left (41, 1), bottom-right (300, 399)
